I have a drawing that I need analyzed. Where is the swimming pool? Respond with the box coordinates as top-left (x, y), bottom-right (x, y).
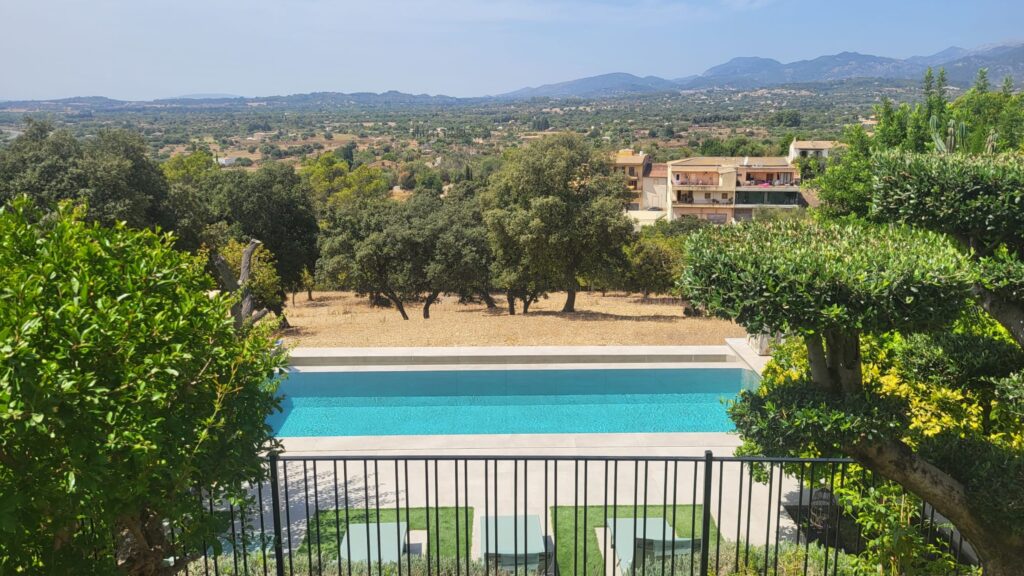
top-left (269, 367), bottom-right (758, 437)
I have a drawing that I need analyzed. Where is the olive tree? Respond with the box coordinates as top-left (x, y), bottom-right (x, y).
top-left (417, 184), bottom-right (495, 318)
top-left (317, 194), bottom-right (421, 320)
top-left (681, 220), bottom-right (1024, 575)
top-left (485, 134), bottom-right (634, 312)
top-left (0, 199), bottom-right (286, 573)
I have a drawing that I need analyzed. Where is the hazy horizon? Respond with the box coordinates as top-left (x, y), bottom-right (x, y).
top-left (3, 0), bottom-right (1023, 101)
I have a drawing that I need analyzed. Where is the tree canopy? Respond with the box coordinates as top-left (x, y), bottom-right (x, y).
top-left (485, 134), bottom-right (634, 312)
top-left (221, 162), bottom-right (319, 293)
top-left (683, 217), bottom-right (1024, 573)
top-left (0, 120), bottom-right (171, 230)
top-left (871, 151), bottom-right (1024, 347)
top-left (0, 199), bottom-right (285, 573)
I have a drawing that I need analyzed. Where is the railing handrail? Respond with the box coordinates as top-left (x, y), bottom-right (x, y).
top-left (274, 453), bottom-right (858, 464)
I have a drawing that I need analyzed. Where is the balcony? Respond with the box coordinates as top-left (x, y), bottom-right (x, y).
top-left (671, 171), bottom-right (722, 190)
top-left (674, 195), bottom-right (734, 206)
top-left (735, 190), bottom-right (802, 207)
top-left (735, 178), bottom-right (800, 191)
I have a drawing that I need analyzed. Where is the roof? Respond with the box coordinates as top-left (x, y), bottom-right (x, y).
top-left (790, 140), bottom-right (837, 149)
top-left (667, 156), bottom-right (793, 169)
top-left (614, 149), bottom-right (648, 165)
top-left (647, 163), bottom-right (667, 178)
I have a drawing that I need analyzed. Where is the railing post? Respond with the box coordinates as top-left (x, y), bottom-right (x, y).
top-left (700, 450), bottom-right (714, 576)
top-left (269, 452), bottom-right (286, 576)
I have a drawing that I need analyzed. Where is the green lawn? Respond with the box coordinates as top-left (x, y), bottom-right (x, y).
top-left (299, 507), bottom-right (474, 561)
top-left (552, 505), bottom-right (719, 576)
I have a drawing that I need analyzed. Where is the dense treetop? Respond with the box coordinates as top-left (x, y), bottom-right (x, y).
top-left (0, 199), bottom-right (285, 572)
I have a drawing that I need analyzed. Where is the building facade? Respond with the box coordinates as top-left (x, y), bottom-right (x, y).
top-left (786, 140), bottom-right (837, 164)
top-left (614, 143), bottom-right (836, 227)
top-left (612, 149), bottom-right (651, 206)
top-left (666, 156), bottom-right (802, 223)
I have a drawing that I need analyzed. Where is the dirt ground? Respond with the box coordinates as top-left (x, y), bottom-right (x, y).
top-left (279, 291), bottom-right (746, 347)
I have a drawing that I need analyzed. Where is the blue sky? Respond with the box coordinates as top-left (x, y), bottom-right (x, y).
top-left (2, 0), bottom-right (1022, 100)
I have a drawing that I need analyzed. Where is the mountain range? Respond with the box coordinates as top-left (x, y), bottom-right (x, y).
top-left (2, 42), bottom-right (1023, 110)
top-left (500, 42), bottom-right (1024, 98)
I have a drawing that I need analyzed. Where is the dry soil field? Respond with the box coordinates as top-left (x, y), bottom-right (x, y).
top-left (280, 291), bottom-right (746, 347)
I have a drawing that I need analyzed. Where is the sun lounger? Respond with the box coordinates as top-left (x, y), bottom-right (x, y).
top-left (481, 515), bottom-right (546, 571)
top-left (608, 518), bottom-right (698, 574)
top-left (340, 522), bottom-right (408, 564)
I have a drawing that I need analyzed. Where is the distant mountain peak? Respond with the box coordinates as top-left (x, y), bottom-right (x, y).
top-left (498, 72), bottom-right (679, 99)
top-left (174, 93), bottom-right (243, 100)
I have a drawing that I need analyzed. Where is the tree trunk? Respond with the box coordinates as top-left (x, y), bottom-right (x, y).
top-left (562, 282), bottom-right (578, 313)
top-left (804, 334), bottom-right (836, 393)
top-left (291, 291), bottom-right (296, 306)
top-left (384, 291), bottom-right (408, 320)
top-left (423, 291), bottom-right (440, 319)
top-left (522, 297), bottom-right (532, 314)
top-left (824, 329), bottom-right (863, 394)
top-left (306, 287), bottom-right (313, 301)
top-left (210, 239), bottom-right (269, 330)
top-left (848, 438), bottom-right (1024, 575)
top-left (478, 290), bottom-right (497, 309)
top-left (506, 292), bottom-right (517, 315)
top-left (974, 284), bottom-right (1024, 348)
top-left (115, 509), bottom-right (174, 575)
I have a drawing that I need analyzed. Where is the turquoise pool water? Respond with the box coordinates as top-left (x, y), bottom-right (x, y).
top-left (269, 367), bottom-right (758, 437)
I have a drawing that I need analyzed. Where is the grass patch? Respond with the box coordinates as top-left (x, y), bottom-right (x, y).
top-left (552, 505), bottom-right (718, 576)
top-left (299, 507), bottom-right (474, 561)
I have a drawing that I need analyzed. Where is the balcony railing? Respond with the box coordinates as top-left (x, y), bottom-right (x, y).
top-left (138, 452), bottom-right (977, 576)
top-left (675, 197), bottom-right (734, 206)
top-left (735, 180), bottom-right (800, 188)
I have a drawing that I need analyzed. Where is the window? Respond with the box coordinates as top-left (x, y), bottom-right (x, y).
top-left (628, 167), bottom-right (635, 176)
top-left (721, 193), bottom-right (728, 200)
top-left (704, 192), bottom-right (711, 199)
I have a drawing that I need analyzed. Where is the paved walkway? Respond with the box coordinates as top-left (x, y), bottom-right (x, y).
top-left (266, 453), bottom-right (810, 565)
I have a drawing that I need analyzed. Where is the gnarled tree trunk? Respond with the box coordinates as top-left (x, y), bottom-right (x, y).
top-left (478, 289), bottom-right (497, 309)
top-left (383, 290), bottom-right (409, 320)
top-left (804, 327), bottom-right (1024, 574)
top-left (210, 239), bottom-right (270, 330)
top-left (506, 292), bottom-right (517, 315)
top-left (423, 291), bottom-right (440, 319)
top-left (115, 509), bottom-right (174, 575)
top-left (847, 438), bottom-right (1024, 576)
top-left (803, 330), bottom-right (861, 394)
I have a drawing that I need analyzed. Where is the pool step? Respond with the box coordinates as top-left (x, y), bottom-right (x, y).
top-left (288, 346), bottom-right (739, 367)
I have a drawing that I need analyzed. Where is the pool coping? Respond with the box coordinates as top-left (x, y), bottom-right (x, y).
top-left (289, 344), bottom-right (763, 371)
top-left (280, 431), bottom-right (743, 457)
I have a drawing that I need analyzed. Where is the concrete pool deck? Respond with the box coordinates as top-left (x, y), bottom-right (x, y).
top-left (289, 344), bottom-right (752, 368)
top-left (281, 431), bottom-right (743, 456)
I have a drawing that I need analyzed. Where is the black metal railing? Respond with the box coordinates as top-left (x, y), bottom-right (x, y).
top-left (169, 452), bottom-right (976, 576)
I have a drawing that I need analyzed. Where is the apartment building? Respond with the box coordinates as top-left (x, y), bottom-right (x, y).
top-left (612, 149), bottom-right (650, 202)
top-left (665, 156), bottom-right (802, 223)
top-left (615, 144), bottom-right (835, 226)
top-left (614, 149), bottom-right (668, 227)
top-left (787, 140), bottom-right (837, 164)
